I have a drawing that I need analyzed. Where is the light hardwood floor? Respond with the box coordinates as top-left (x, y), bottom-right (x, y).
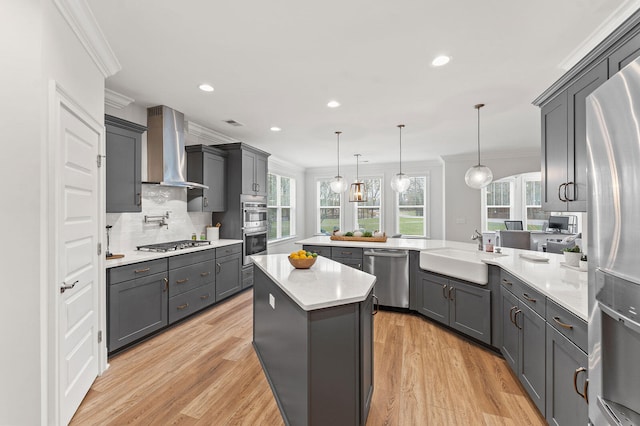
top-left (71, 289), bottom-right (546, 425)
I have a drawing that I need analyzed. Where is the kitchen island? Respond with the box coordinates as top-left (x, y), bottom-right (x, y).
top-left (251, 254), bottom-right (376, 426)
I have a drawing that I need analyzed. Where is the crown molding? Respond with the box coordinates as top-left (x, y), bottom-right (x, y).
top-left (104, 88), bottom-right (134, 109)
top-left (53, 0), bottom-right (121, 78)
top-left (185, 121), bottom-right (237, 144)
top-left (441, 148), bottom-right (540, 162)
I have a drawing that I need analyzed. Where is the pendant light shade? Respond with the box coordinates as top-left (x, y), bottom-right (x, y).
top-left (330, 131), bottom-right (348, 193)
top-left (465, 103), bottom-right (493, 189)
top-left (391, 124), bottom-right (411, 193)
top-left (349, 154), bottom-right (367, 202)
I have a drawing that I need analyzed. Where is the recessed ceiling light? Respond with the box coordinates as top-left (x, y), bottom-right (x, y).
top-left (431, 55), bottom-right (451, 67)
top-left (199, 83), bottom-right (214, 92)
top-left (270, 126), bottom-right (281, 132)
top-left (327, 100), bottom-right (341, 108)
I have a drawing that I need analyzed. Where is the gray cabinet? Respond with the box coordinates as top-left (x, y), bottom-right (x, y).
top-left (241, 265), bottom-right (254, 289)
top-left (105, 115), bottom-right (146, 213)
top-left (168, 250), bottom-right (215, 323)
top-left (360, 292), bottom-right (374, 425)
top-left (186, 145), bottom-right (227, 212)
top-left (546, 324), bottom-right (589, 426)
top-left (540, 60), bottom-right (607, 212)
top-left (215, 245), bottom-right (242, 301)
top-left (415, 269), bottom-right (491, 345)
top-left (500, 285), bottom-right (546, 416)
top-left (331, 247), bottom-right (364, 270)
top-left (608, 31), bottom-right (640, 77)
top-left (241, 149), bottom-right (268, 196)
top-left (107, 259), bottom-right (168, 353)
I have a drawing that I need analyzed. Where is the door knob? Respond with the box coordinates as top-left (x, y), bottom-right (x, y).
top-left (60, 280), bottom-right (78, 293)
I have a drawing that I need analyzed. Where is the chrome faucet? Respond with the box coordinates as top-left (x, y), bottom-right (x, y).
top-left (471, 229), bottom-right (483, 251)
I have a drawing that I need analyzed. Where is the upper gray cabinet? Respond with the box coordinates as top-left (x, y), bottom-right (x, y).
top-left (608, 31), bottom-right (640, 77)
top-left (186, 145), bottom-right (227, 212)
top-left (216, 143), bottom-right (270, 197)
top-left (105, 115), bottom-right (146, 213)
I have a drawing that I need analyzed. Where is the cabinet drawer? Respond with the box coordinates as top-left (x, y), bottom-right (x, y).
top-left (242, 265), bottom-right (254, 289)
top-left (546, 299), bottom-right (587, 352)
top-left (109, 259), bottom-right (167, 285)
top-left (331, 247), bottom-right (363, 260)
top-left (303, 245), bottom-right (332, 258)
top-left (501, 270), bottom-right (546, 317)
top-left (216, 243), bottom-right (242, 258)
top-left (169, 249), bottom-right (214, 269)
top-left (333, 257), bottom-right (363, 270)
top-left (168, 260), bottom-right (215, 297)
top-left (168, 283), bottom-right (215, 323)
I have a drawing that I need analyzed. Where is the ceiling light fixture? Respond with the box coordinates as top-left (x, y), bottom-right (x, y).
top-left (270, 126), bottom-right (281, 132)
top-left (431, 55), bottom-right (451, 67)
top-left (198, 83), bottom-right (214, 92)
top-left (391, 124), bottom-right (411, 193)
top-left (327, 100), bottom-right (341, 108)
top-left (465, 103), bottom-right (493, 189)
top-left (349, 154), bottom-right (367, 202)
top-left (330, 131), bottom-right (348, 193)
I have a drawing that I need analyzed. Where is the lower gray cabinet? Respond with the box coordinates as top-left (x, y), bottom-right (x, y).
top-left (242, 265), bottom-right (254, 289)
top-left (216, 249), bottom-right (242, 301)
top-left (108, 270), bottom-right (168, 352)
top-left (546, 324), bottom-right (588, 426)
top-left (415, 270), bottom-right (491, 345)
top-left (501, 286), bottom-right (546, 416)
top-left (169, 283), bottom-right (215, 323)
top-left (331, 247), bottom-right (364, 270)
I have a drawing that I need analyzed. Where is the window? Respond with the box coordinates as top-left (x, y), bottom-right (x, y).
top-left (485, 180), bottom-right (513, 231)
top-left (397, 176), bottom-right (428, 237)
top-left (267, 173), bottom-right (295, 241)
top-left (354, 177), bottom-right (382, 232)
top-left (317, 179), bottom-right (341, 234)
top-left (524, 177), bottom-right (545, 230)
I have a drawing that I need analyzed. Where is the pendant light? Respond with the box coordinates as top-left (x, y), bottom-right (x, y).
top-left (465, 103), bottom-right (493, 189)
top-left (349, 154), bottom-right (367, 202)
top-left (329, 131), bottom-right (348, 193)
top-left (390, 124), bottom-right (411, 193)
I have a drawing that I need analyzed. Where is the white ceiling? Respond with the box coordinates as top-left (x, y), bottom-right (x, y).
top-left (88, 0), bottom-right (630, 168)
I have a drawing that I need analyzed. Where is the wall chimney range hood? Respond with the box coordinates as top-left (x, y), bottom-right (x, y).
top-left (146, 105), bottom-right (208, 189)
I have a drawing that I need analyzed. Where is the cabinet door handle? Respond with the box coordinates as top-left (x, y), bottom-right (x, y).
top-left (442, 284), bottom-right (448, 299)
top-left (573, 367), bottom-right (587, 400)
top-left (509, 306), bottom-right (517, 325)
top-left (176, 278), bottom-right (189, 284)
top-left (200, 293), bottom-right (210, 300)
top-left (449, 286), bottom-right (455, 300)
top-left (514, 309), bottom-right (522, 330)
top-left (163, 277), bottom-right (168, 292)
top-left (553, 316), bottom-right (574, 329)
top-left (137, 192), bottom-right (142, 206)
top-left (216, 263), bottom-right (221, 274)
top-left (256, 183), bottom-right (260, 192)
top-left (565, 181), bottom-right (575, 202)
top-left (372, 294), bottom-right (379, 315)
top-left (204, 196), bottom-right (208, 207)
top-left (522, 293), bottom-right (537, 303)
top-left (177, 303), bottom-right (189, 310)
top-left (584, 379), bottom-right (589, 404)
top-left (200, 271), bottom-right (211, 277)
top-left (134, 267), bottom-right (150, 273)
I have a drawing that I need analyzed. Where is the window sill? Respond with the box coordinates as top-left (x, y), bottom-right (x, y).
top-left (267, 235), bottom-right (298, 245)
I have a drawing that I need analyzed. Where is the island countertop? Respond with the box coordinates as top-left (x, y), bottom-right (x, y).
top-left (251, 253), bottom-right (376, 311)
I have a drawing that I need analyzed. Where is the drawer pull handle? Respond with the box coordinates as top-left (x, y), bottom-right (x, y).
top-left (200, 294), bottom-right (210, 300)
top-left (216, 263), bottom-right (221, 274)
top-left (522, 293), bottom-right (537, 303)
top-left (176, 278), bottom-right (189, 284)
top-left (177, 303), bottom-right (189, 310)
top-left (502, 278), bottom-right (512, 286)
top-left (134, 267), bottom-right (150, 273)
top-left (200, 271), bottom-right (211, 277)
top-left (553, 316), bottom-right (574, 329)
top-left (442, 284), bottom-right (448, 299)
top-left (342, 251), bottom-right (352, 255)
top-left (163, 277), bottom-right (168, 292)
top-left (509, 306), bottom-right (517, 325)
top-left (449, 286), bottom-right (455, 301)
top-left (573, 367), bottom-right (587, 401)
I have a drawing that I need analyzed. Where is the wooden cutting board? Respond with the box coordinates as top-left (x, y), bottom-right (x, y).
top-left (106, 254), bottom-right (125, 260)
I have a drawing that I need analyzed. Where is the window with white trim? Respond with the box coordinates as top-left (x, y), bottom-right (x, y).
top-left (317, 179), bottom-right (341, 234)
top-left (524, 176), bottom-right (545, 230)
top-left (267, 173), bottom-right (295, 241)
top-left (485, 180), bottom-right (513, 231)
top-left (354, 177), bottom-right (382, 232)
top-left (396, 176), bottom-right (428, 237)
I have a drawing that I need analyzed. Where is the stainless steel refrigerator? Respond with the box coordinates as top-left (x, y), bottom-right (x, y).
top-left (586, 57), bottom-right (640, 425)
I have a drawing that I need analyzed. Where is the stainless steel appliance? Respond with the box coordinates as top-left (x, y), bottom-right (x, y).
top-left (363, 249), bottom-right (409, 308)
top-left (137, 240), bottom-right (211, 252)
top-left (240, 199), bottom-right (267, 264)
top-left (242, 201), bottom-right (268, 229)
top-left (243, 227), bottom-right (267, 264)
top-left (586, 57), bottom-right (640, 425)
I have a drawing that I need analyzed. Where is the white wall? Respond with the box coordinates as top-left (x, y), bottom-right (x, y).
top-left (304, 160), bottom-right (444, 239)
top-left (442, 149), bottom-right (540, 242)
top-left (0, 1), bottom-right (105, 424)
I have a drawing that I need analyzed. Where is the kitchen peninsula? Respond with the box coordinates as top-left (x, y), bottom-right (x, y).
top-left (252, 254), bottom-right (376, 426)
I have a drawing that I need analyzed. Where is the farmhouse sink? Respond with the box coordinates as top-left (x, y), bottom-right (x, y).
top-left (419, 247), bottom-right (507, 285)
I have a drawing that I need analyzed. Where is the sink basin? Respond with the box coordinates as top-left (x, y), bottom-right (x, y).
top-left (419, 247), bottom-right (507, 285)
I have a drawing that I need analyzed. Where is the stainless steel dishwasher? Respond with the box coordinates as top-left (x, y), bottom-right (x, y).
top-left (363, 249), bottom-right (409, 308)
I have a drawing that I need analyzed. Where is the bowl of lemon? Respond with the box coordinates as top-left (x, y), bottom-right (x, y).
top-left (288, 250), bottom-right (318, 269)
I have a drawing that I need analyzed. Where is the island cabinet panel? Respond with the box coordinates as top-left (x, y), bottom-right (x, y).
top-left (253, 266), bottom-right (372, 426)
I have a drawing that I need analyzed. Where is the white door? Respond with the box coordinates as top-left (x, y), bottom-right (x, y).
top-left (55, 97), bottom-right (101, 425)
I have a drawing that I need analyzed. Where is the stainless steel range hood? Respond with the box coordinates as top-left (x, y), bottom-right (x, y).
top-left (146, 105), bottom-right (208, 189)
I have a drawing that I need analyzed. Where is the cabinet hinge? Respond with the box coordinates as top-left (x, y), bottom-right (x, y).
top-left (97, 154), bottom-right (105, 168)
top-left (97, 242), bottom-right (102, 256)
top-left (98, 330), bottom-right (103, 343)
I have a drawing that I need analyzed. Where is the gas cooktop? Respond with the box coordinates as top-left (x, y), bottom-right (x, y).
top-left (136, 240), bottom-right (211, 253)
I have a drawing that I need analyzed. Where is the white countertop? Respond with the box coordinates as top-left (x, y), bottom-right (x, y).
top-left (105, 239), bottom-right (243, 268)
top-left (295, 236), bottom-right (588, 321)
top-left (251, 254), bottom-right (377, 311)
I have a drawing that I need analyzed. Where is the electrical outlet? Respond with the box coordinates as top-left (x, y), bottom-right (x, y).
top-left (456, 217), bottom-right (466, 224)
top-left (269, 293), bottom-right (275, 309)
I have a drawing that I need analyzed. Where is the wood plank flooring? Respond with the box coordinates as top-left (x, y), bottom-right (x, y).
top-left (71, 289), bottom-right (545, 425)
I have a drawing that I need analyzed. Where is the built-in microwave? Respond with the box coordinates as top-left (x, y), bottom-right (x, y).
top-left (242, 201), bottom-right (267, 229)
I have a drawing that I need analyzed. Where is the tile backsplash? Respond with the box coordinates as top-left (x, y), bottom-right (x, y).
top-left (106, 184), bottom-right (212, 252)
